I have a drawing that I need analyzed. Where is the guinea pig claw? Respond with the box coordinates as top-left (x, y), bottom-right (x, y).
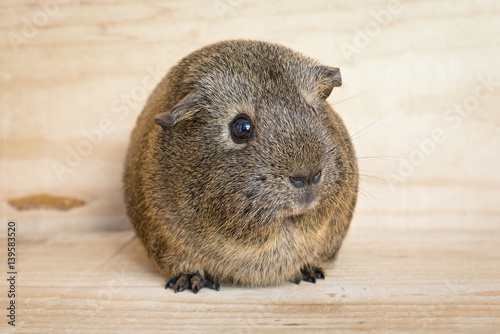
top-left (190, 274), bottom-right (203, 294)
top-left (300, 266), bottom-right (325, 284)
top-left (165, 273), bottom-right (220, 293)
top-left (164, 273), bottom-right (192, 293)
top-left (165, 276), bottom-right (178, 289)
top-left (201, 276), bottom-right (220, 291)
top-left (290, 274), bottom-right (302, 285)
top-left (314, 268), bottom-right (325, 280)
top-left (174, 275), bottom-right (191, 293)
top-left (302, 272), bottom-right (316, 284)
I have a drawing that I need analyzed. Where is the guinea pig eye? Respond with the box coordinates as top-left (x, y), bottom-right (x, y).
top-left (230, 114), bottom-right (254, 144)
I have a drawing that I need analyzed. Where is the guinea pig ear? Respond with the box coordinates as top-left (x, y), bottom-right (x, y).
top-left (315, 66), bottom-right (342, 99)
top-left (155, 91), bottom-right (202, 130)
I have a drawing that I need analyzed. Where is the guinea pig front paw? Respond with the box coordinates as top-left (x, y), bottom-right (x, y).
top-left (165, 273), bottom-right (220, 294)
top-left (291, 266), bottom-right (325, 284)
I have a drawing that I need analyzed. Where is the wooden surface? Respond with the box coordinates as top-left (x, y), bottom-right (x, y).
top-left (1, 0), bottom-right (500, 332)
top-left (2, 216), bottom-right (500, 333)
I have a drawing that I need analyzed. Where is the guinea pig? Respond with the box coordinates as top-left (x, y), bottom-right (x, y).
top-left (123, 40), bottom-right (358, 293)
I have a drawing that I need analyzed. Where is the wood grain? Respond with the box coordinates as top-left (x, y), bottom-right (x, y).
top-left (1, 0), bottom-right (499, 332)
top-left (1, 215), bottom-right (500, 333)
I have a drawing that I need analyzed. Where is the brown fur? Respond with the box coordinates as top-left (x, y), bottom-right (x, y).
top-left (123, 40), bottom-right (358, 291)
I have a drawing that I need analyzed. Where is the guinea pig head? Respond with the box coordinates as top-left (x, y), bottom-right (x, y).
top-left (154, 62), bottom-right (346, 237)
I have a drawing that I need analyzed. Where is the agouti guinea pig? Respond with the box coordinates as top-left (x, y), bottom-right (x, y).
top-left (123, 40), bottom-right (358, 293)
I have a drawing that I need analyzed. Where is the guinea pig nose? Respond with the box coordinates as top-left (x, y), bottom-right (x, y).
top-left (290, 170), bottom-right (322, 188)
top-left (289, 176), bottom-right (306, 188)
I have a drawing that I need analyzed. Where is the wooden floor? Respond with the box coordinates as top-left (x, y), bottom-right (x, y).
top-left (1, 0), bottom-right (500, 332)
top-left (0, 210), bottom-right (498, 333)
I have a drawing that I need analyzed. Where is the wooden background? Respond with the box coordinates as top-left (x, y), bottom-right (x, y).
top-left (1, 0), bottom-right (499, 332)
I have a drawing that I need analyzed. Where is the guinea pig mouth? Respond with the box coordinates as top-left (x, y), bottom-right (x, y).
top-left (283, 202), bottom-right (318, 219)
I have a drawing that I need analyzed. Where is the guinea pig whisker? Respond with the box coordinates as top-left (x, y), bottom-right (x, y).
top-left (356, 189), bottom-right (382, 220)
top-left (358, 169), bottom-right (390, 174)
top-left (333, 196), bottom-right (355, 227)
top-left (331, 88), bottom-right (376, 106)
top-left (358, 188), bottom-right (383, 208)
top-left (349, 110), bottom-right (394, 141)
top-left (357, 155), bottom-right (404, 161)
top-left (339, 172), bottom-right (387, 183)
